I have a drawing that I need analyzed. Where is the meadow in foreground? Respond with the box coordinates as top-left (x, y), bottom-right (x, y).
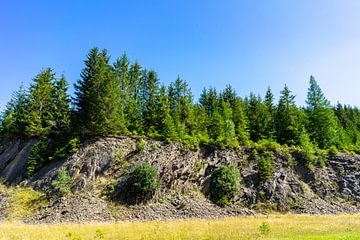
top-left (0, 215), bottom-right (360, 240)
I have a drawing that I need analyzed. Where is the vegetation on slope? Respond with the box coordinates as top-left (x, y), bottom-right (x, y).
top-left (1, 47), bottom-right (360, 181)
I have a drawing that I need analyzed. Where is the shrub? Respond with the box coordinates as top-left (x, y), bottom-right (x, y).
top-left (209, 165), bottom-right (241, 206)
top-left (51, 168), bottom-right (72, 195)
top-left (250, 148), bottom-right (259, 161)
top-left (124, 162), bottom-right (160, 202)
top-left (328, 145), bottom-right (339, 156)
top-left (257, 155), bottom-right (274, 182)
top-left (259, 221), bottom-right (271, 236)
top-left (0, 184), bottom-right (48, 220)
top-left (136, 139), bottom-right (147, 152)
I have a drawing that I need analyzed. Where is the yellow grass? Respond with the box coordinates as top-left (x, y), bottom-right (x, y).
top-left (0, 214), bottom-right (360, 239)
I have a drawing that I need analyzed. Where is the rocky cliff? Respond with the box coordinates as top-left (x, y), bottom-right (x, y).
top-left (0, 137), bottom-right (359, 223)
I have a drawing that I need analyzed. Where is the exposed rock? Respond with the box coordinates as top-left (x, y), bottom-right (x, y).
top-left (0, 137), bottom-right (359, 223)
top-left (27, 193), bottom-right (113, 224)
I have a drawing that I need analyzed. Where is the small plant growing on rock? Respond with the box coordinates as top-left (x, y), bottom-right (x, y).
top-left (209, 165), bottom-right (241, 206)
top-left (51, 168), bottom-right (72, 195)
top-left (124, 162), bottom-right (160, 202)
top-left (257, 155), bottom-right (274, 182)
top-left (136, 139), bottom-right (147, 152)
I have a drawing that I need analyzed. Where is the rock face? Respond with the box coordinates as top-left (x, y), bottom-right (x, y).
top-left (1, 137), bottom-right (360, 222)
top-left (0, 138), bottom-right (38, 184)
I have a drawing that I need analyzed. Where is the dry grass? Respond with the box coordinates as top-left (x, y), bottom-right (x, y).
top-left (0, 214), bottom-right (359, 239)
top-left (0, 184), bottom-right (48, 220)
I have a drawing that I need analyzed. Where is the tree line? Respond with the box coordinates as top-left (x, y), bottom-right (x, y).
top-left (1, 47), bottom-right (360, 173)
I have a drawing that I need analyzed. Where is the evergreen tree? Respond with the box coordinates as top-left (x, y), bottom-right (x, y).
top-left (275, 85), bottom-right (302, 145)
top-left (74, 48), bottom-right (126, 136)
top-left (25, 68), bottom-right (57, 137)
top-left (246, 93), bottom-right (272, 142)
top-left (199, 87), bottom-right (218, 117)
top-left (142, 70), bottom-right (160, 135)
top-left (52, 75), bottom-right (70, 135)
top-left (264, 87), bottom-right (276, 139)
top-left (0, 84), bottom-right (28, 136)
top-left (306, 76), bottom-right (342, 148)
top-left (126, 61), bottom-right (143, 134)
top-left (113, 53), bottom-right (130, 131)
top-left (218, 101), bottom-right (238, 147)
top-left (232, 98), bottom-right (250, 144)
top-left (168, 76), bottom-right (195, 137)
top-left (157, 86), bottom-right (177, 140)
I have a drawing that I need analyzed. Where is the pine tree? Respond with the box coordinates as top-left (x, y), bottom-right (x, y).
top-left (168, 76), bottom-right (195, 137)
top-left (126, 61), bottom-right (143, 134)
top-left (0, 85), bottom-right (28, 136)
top-left (199, 87), bottom-right (218, 117)
top-left (74, 48), bottom-right (126, 136)
top-left (264, 87), bottom-right (276, 139)
top-left (52, 75), bottom-right (70, 135)
top-left (306, 76), bottom-right (342, 148)
top-left (25, 68), bottom-right (57, 137)
top-left (232, 98), bottom-right (250, 144)
top-left (113, 53), bottom-right (130, 131)
top-left (275, 85), bottom-right (302, 145)
top-left (142, 70), bottom-right (160, 135)
top-left (218, 101), bottom-right (238, 147)
top-left (157, 86), bottom-right (177, 140)
top-left (246, 93), bottom-right (272, 142)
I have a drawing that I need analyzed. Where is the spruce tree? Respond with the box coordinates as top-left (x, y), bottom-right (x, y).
top-left (246, 93), bottom-right (272, 142)
top-left (264, 87), bottom-right (276, 139)
top-left (306, 76), bottom-right (342, 148)
top-left (74, 48), bottom-right (126, 136)
top-left (126, 61), bottom-right (143, 134)
top-left (25, 68), bottom-right (57, 137)
top-left (275, 85), bottom-right (302, 145)
top-left (142, 70), bottom-right (160, 135)
top-left (232, 98), bottom-right (250, 144)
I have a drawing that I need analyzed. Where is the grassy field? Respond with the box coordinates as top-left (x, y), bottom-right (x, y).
top-left (0, 215), bottom-right (359, 240)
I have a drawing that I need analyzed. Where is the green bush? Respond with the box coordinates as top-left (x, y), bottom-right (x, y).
top-left (124, 162), bottom-right (160, 201)
top-left (51, 168), bottom-right (72, 195)
top-left (257, 155), bottom-right (274, 182)
top-left (136, 139), bottom-right (147, 152)
top-left (209, 165), bottom-right (241, 206)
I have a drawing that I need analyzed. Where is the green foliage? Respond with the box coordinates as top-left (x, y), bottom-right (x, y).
top-left (250, 148), bottom-right (259, 161)
top-left (246, 93), bottom-right (272, 142)
top-left (254, 139), bottom-right (282, 152)
top-left (306, 76), bottom-right (343, 148)
top-left (4, 47), bottom-right (360, 176)
top-left (27, 137), bottom-right (80, 176)
top-left (74, 48), bottom-right (127, 136)
top-left (257, 154), bottom-right (274, 182)
top-left (209, 165), bottom-right (241, 206)
top-left (124, 163), bottom-right (160, 201)
top-left (51, 168), bottom-right (72, 195)
top-left (298, 130), bottom-right (317, 168)
top-left (0, 185), bottom-right (48, 220)
top-left (275, 85), bottom-right (303, 145)
top-left (259, 221), bottom-right (271, 236)
top-left (103, 180), bottom-right (117, 197)
top-left (136, 139), bottom-right (147, 152)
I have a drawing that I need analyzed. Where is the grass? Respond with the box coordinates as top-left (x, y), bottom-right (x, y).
top-left (0, 215), bottom-right (359, 239)
top-left (0, 184), bottom-right (48, 220)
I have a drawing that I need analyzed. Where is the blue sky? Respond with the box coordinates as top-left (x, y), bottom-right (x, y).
top-left (1, 0), bottom-right (360, 110)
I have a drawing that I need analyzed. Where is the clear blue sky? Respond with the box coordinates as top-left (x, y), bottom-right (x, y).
top-left (1, 0), bottom-right (360, 111)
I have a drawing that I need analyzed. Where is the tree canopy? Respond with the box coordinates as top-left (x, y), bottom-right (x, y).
top-left (1, 48), bottom-right (360, 175)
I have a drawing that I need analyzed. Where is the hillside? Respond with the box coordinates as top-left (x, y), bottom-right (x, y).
top-left (0, 136), bottom-right (359, 223)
